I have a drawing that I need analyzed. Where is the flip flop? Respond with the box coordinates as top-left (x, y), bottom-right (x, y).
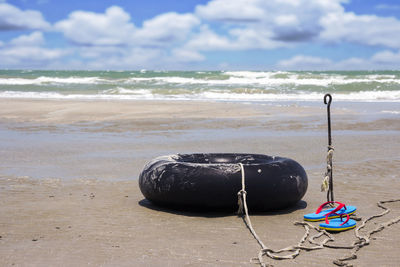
top-left (319, 212), bottom-right (356, 232)
top-left (304, 201), bottom-right (357, 222)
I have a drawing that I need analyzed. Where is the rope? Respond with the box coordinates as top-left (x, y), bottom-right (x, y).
top-left (332, 199), bottom-right (400, 266)
top-left (237, 163), bottom-right (269, 263)
top-left (237, 163), bottom-right (400, 267)
top-left (237, 163), bottom-right (330, 267)
top-left (322, 145), bottom-right (334, 204)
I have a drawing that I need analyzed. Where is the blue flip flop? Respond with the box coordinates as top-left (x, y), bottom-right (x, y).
top-left (319, 217), bottom-right (356, 232)
top-left (304, 201), bottom-right (357, 222)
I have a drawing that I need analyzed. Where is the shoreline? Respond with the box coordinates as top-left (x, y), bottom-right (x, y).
top-left (0, 98), bottom-right (399, 127)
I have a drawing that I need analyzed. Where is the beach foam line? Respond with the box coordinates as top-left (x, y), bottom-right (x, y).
top-left (0, 76), bottom-right (107, 85)
top-left (1, 90), bottom-right (399, 102)
top-left (381, 110), bottom-right (400, 114)
top-left (103, 87), bottom-right (153, 95)
top-left (0, 91), bottom-right (159, 100)
top-left (199, 90), bottom-right (400, 101)
top-left (123, 76), bottom-right (400, 86)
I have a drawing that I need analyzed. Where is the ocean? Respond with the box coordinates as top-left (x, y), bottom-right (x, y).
top-left (0, 70), bottom-right (400, 103)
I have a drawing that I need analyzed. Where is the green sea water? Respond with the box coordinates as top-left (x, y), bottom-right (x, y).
top-left (0, 70), bottom-right (399, 102)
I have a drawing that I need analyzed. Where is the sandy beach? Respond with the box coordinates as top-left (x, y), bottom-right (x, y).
top-left (1, 99), bottom-right (400, 266)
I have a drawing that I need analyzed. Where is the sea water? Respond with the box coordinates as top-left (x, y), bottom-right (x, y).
top-left (0, 70), bottom-right (399, 103)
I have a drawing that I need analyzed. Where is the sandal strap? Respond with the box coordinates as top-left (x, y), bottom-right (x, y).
top-left (339, 213), bottom-right (350, 226)
top-left (324, 212), bottom-right (350, 225)
top-left (316, 201), bottom-right (345, 214)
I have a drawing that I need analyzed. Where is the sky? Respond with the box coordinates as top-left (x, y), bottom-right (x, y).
top-left (0, 0), bottom-right (400, 70)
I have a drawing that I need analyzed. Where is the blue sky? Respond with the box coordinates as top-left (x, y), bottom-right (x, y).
top-left (1, 0), bottom-right (400, 70)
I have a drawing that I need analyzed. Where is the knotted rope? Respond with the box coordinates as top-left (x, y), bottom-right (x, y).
top-left (237, 163), bottom-right (400, 267)
top-left (237, 163), bottom-right (331, 267)
top-left (322, 145), bottom-right (334, 192)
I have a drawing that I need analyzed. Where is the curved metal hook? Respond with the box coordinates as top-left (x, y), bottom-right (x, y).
top-left (324, 93), bottom-right (332, 147)
top-left (324, 93), bottom-right (332, 105)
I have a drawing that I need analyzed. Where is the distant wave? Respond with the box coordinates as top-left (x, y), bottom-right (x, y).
top-left (124, 76), bottom-right (400, 87)
top-left (0, 76), bottom-right (106, 85)
top-left (1, 72), bottom-right (400, 87)
top-left (381, 110), bottom-right (400, 114)
top-left (0, 70), bottom-right (399, 102)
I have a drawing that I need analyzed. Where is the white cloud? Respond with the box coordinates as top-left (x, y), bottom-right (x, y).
top-left (0, 2), bottom-right (50, 30)
top-left (228, 27), bottom-right (288, 49)
top-left (9, 31), bottom-right (45, 46)
top-left (371, 50), bottom-right (400, 64)
top-left (133, 12), bottom-right (200, 47)
top-left (193, 0), bottom-right (400, 52)
top-left (179, 0), bottom-right (333, 56)
top-left (196, 0), bottom-right (264, 23)
top-left (0, 46), bottom-right (67, 67)
top-left (55, 6), bottom-right (135, 46)
top-left (77, 46), bottom-right (124, 59)
top-left (184, 24), bottom-right (286, 52)
top-left (320, 12), bottom-right (400, 49)
top-left (52, 7), bottom-right (202, 68)
top-left (73, 46), bottom-right (205, 69)
top-left (184, 25), bottom-right (235, 50)
top-left (2, 1), bottom-right (400, 70)
top-left (80, 47), bottom-right (165, 70)
top-left (55, 7), bottom-right (200, 50)
top-left (277, 50), bottom-right (400, 70)
top-left (277, 55), bottom-right (333, 70)
top-left (171, 48), bottom-right (205, 62)
top-left (0, 31), bottom-right (68, 68)
top-left (195, 0), bottom-right (345, 43)
top-left (0, 46), bottom-right (65, 61)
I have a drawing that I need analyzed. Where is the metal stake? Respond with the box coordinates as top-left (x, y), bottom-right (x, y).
top-left (324, 93), bottom-right (334, 202)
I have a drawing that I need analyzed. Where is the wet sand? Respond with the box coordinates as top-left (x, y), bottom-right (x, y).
top-left (0, 99), bottom-right (400, 266)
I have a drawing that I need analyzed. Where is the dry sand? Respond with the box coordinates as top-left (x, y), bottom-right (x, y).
top-left (0, 99), bottom-right (399, 266)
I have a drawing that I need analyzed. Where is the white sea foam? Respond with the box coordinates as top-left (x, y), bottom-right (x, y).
top-left (123, 75), bottom-right (400, 87)
top-left (0, 91), bottom-right (158, 100)
top-left (366, 74), bottom-right (397, 79)
top-left (381, 110), bottom-right (400, 114)
top-left (1, 73), bottom-right (400, 87)
top-left (196, 90), bottom-right (400, 102)
top-left (1, 90), bottom-right (399, 102)
top-left (125, 77), bottom-right (201, 84)
top-left (103, 87), bottom-right (152, 95)
top-left (0, 91), bottom-right (67, 98)
top-left (0, 76), bottom-right (106, 85)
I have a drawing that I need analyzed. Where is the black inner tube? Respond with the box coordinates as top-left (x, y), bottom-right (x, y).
top-left (175, 153), bottom-right (276, 165)
top-left (139, 153), bottom-right (307, 211)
